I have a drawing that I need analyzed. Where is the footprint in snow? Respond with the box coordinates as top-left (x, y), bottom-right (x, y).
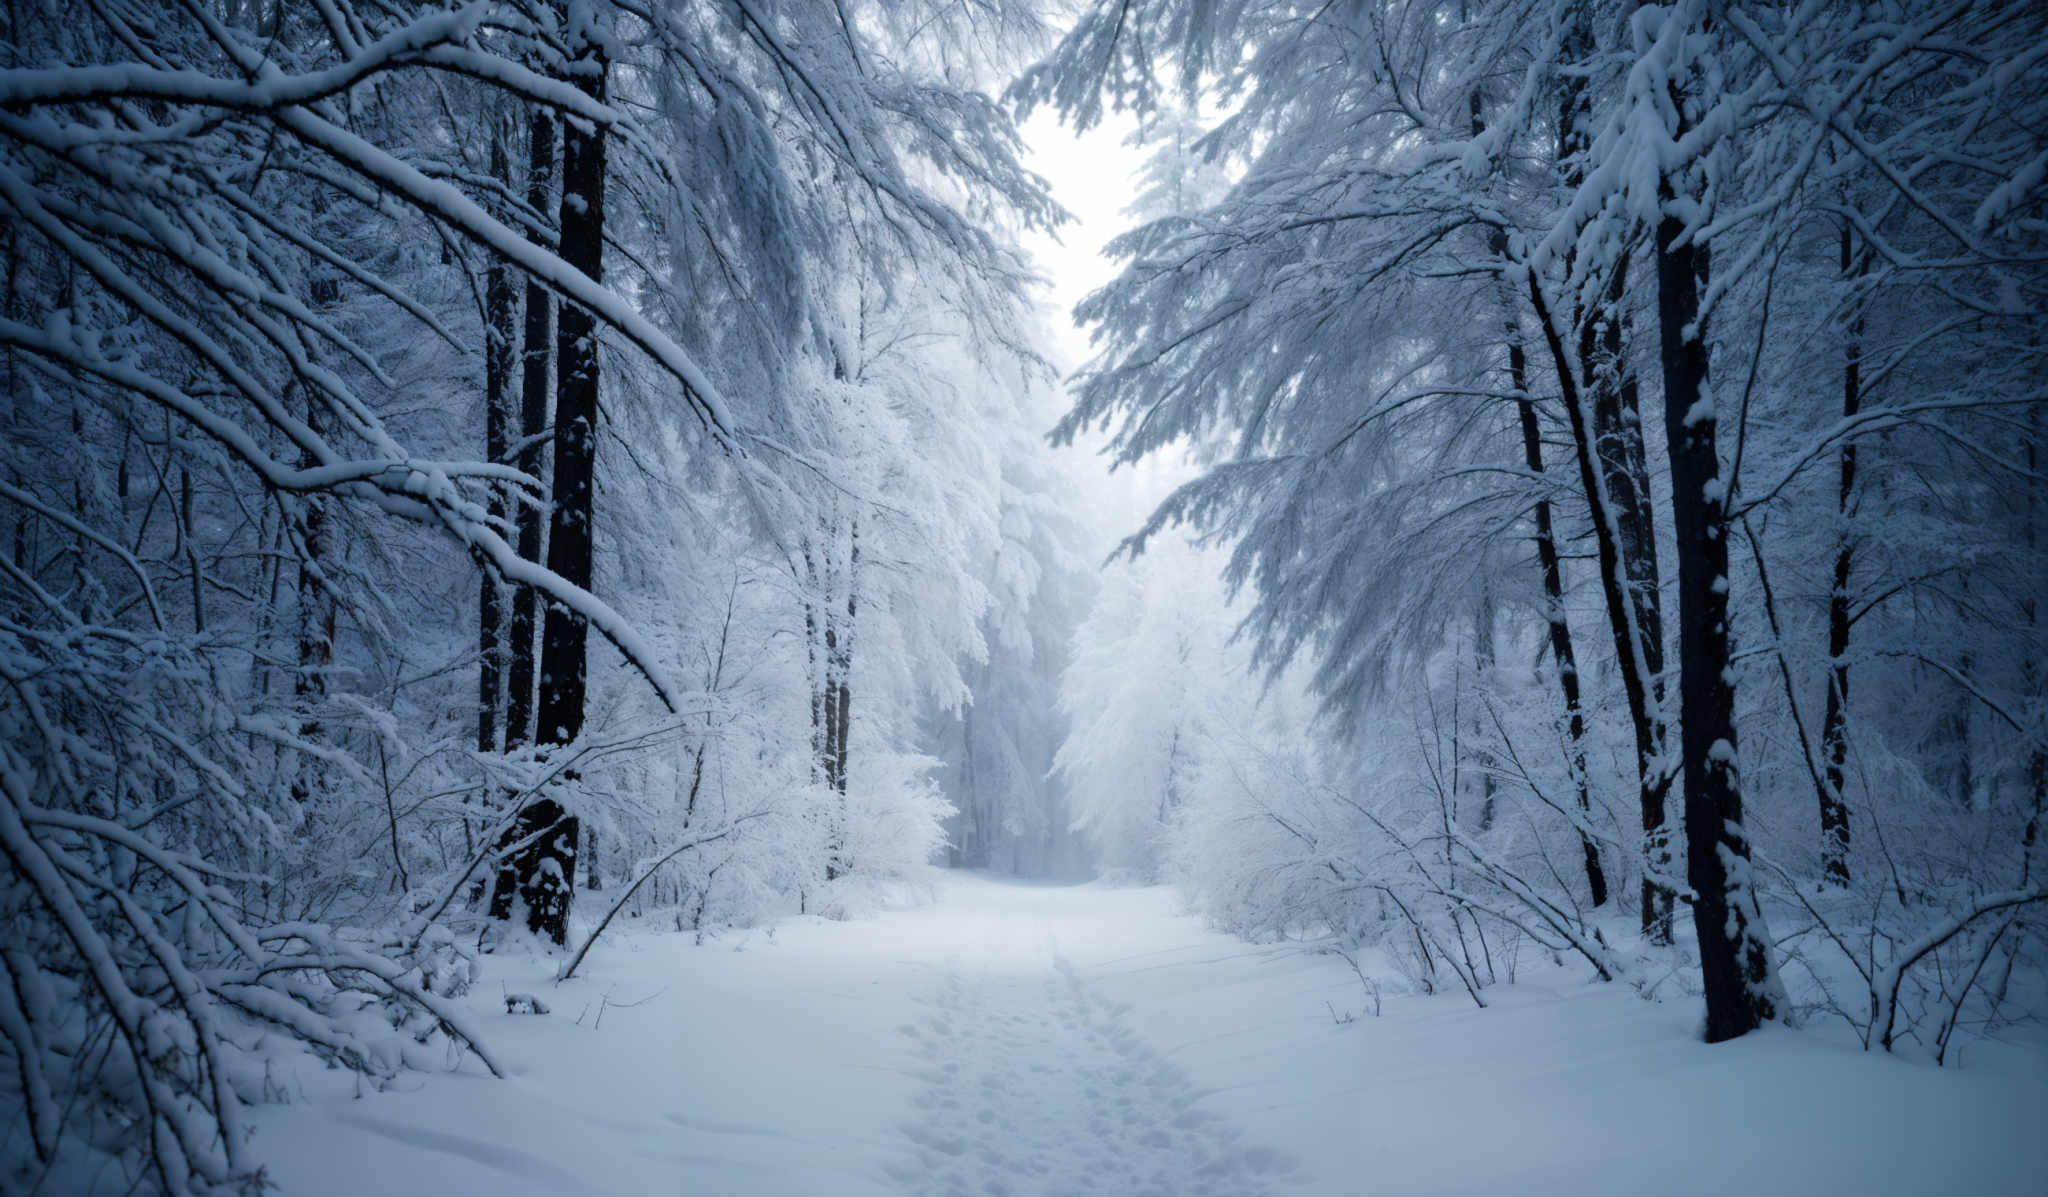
top-left (883, 958), bottom-right (1301, 1196)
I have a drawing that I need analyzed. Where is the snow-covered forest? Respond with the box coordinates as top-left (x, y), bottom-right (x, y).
top-left (1, 1), bottom-right (2043, 1193)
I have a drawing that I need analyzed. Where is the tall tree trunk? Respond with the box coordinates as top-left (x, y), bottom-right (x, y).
top-left (493, 42), bottom-right (606, 947)
top-left (1527, 274), bottom-right (1666, 930)
top-left (1585, 253), bottom-right (1674, 940)
top-left (180, 465), bottom-right (202, 633)
top-left (1480, 74), bottom-right (1607, 907)
top-left (1551, 28), bottom-right (1671, 936)
top-left (291, 405), bottom-right (335, 804)
top-left (478, 120), bottom-right (517, 757)
top-left (825, 519), bottom-right (858, 879)
top-left (5, 218), bottom-right (21, 570)
top-left (1817, 221), bottom-right (1861, 886)
top-left (1507, 314), bottom-right (1609, 907)
top-left (802, 536), bottom-right (825, 786)
top-left (835, 521), bottom-right (858, 794)
top-left (1472, 588), bottom-right (1498, 833)
top-left (2023, 420), bottom-right (2044, 886)
top-left (1657, 99), bottom-right (1777, 1042)
top-left (821, 582), bottom-right (841, 796)
top-left (290, 509), bottom-right (334, 799)
top-left (505, 106), bottom-right (555, 753)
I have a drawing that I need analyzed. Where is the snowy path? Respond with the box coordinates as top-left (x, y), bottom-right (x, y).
top-left (250, 872), bottom-right (2048, 1197)
top-left (888, 952), bottom-right (1293, 1197)
top-left (251, 873), bottom-right (1305, 1197)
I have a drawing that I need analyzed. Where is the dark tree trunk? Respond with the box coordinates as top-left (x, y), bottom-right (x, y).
top-left (807, 615), bottom-right (825, 780)
top-left (492, 46), bottom-right (605, 947)
top-left (1549, 34), bottom-right (1671, 936)
top-left (1472, 589), bottom-right (1498, 833)
top-left (1528, 275), bottom-right (1667, 930)
top-left (800, 516), bottom-right (858, 882)
top-left (1973, 361), bottom-right (2031, 1004)
top-left (1478, 76), bottom-right (1606, 907)
top-left (287, 227), bottom-right (340, 805)
top-left (802, 532), bottom-right (830, 800)
top-left (289, 481), bottom-right (334, 804)
top-left (1509, 322), bottom-right (1609, 908)
top-left (2021, 416), bottom-right (2043, 886)
top-left (835, 521), bottom-right (858, 797)
top-left (1585, 253), bottom-right (1674, 940)
top-left (180, 465), bottom-right (202, 633)
top-left (1658, 175), bottom-right (1776, 1043)
top-left (2023, 422), bottom-right (2039, 889)
top-left (294, 461), bottom-right (334, 711)
top-left (684, 742), bottom-right (706, 824)
top-left (505, 107), bottom-right (555, 753)
top-left (478, 121), bottom-right (517, 757)
top-left (822, 615), bottom-right (842, 795)
top-left (823, 520), bottom-right (857, 879)
top-left (4, 220), bottom-right (20, 571)
top-left (1818, 222), bottom-right (1861, 886)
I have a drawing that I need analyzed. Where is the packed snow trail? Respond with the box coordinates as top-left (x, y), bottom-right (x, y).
top-left (250, 872), bottom-right (2048, 1197)
top-left (887, 952), bottom-right (1293, 1196)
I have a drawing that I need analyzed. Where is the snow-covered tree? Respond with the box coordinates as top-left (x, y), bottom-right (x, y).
top-left (0, 0), bottom-right (1063, 1188)
top-left (1056, 535), bottom-right (1251, 880)
top-left (1022, 0), bottom-right (2048, 1044)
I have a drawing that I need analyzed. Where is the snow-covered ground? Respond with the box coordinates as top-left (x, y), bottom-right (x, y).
top-left (252, 873), bottom-right (2048, 1196)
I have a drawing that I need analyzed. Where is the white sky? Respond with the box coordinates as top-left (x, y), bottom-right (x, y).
top-left (1017, 108), bottom-right (1133, 372)
top-left (1015, 108), bottom-right (1194, 554)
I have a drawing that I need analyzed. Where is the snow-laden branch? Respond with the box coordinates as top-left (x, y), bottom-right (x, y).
top-left (0, 479), bottom-right (165, 630)
top-left (1870, 888), bottom-right (2048, 1050)
top-left (556, 813), bottom-right (771, 981)
top-left (0, 6), bottom-right (487, 111)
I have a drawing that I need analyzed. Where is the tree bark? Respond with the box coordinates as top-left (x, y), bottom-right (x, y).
top-left (493, 42), bottom-right (605, 947)
top-left (1552, 31), bottom-right (1672, 936)
top-left (478, 119), bottom-right (517, 757)
top-left (1507, 315), bottom-right (1608, 907)
top-left (802, 536), bottom-right (825, 786)
top-left (2023, 416), bottom-right (2039, 885)
top-left (1472, 588), bottom-right (1498, 833)
top-left (821, 586), bottom-right (841, 799)
top-left (2022, 414), bottom-right (2043, 886)
top-left (292, 408), bottom-right (335, 777)
top-left (1817, 221), bottom-right (1861, 885)
top-left (1528, 273), bottom-right (1669, 928)
top-left (1478, 76), bottom-right (1606, 907)
top-left (825, 519), bottom-right (858, 879)
top-left (1581, 255), bottom-right (1673, 939)
top-left (1657, 134), bottom-right (1777, 1041)
top-left (504, 106), bottom-right (555, 753)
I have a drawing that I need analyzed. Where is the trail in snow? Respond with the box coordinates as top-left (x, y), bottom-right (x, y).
top-left (888, 951), bottom-right (1296, 1197)
top-left (246, 872), bottom-right (2048, 1197)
